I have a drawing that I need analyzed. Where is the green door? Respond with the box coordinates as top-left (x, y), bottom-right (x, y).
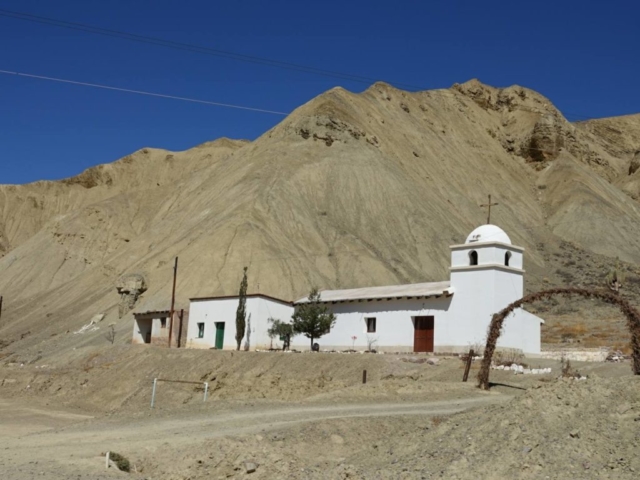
top-left (215, 322), bottom-right (225, 349)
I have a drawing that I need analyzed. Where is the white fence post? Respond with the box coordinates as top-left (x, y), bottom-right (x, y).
top-left (203, 382), bottom-right (209, 402)
top-left (150, 378), bottom-right (158, 409)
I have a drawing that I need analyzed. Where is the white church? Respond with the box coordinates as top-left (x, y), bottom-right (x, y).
top-left (184, 225), bottom-right (543, 355)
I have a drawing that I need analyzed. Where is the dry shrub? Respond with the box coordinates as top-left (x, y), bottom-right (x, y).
top-left (82, 352), bottom-right (101, 372)
top-left (431, 416), bottom-right (445, 427)
top-left (560, 356), bottom-right (582, 379)
top-left (611, 343), bottom-right (633, 355)
top-left (109, 452), bottom-right (130, 472)
top-left (558, 323), bottom-right (588, 336)
top-left (493, 349), bottom-right (525, 367)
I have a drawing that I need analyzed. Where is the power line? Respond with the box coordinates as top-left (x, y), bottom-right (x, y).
top-left (0, 69), bottom-right (288, 115)
top-left (0, 8), bottom-right (424, 91)
top-left (1, 67), bottom-right (621, 155)
top-left (2, 9), bottom-right (630, 124)
top-left (0, 68), bottom-right (624, 157)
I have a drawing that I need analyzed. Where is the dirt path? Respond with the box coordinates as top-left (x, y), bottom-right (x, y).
top-left (0, 393), bottom-right (508, 478)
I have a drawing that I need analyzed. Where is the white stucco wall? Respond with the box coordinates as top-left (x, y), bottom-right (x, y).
top-left (289, 297), bottom-right (452, 351)
top-left (451, 243), bottom-right (523, 269)
top-left (186, 296), bottom-right (294, 350)
top-left (447, 249), bottom-right (541, 354)
top-left (132, 317), bottom-right (151, 344)
top-left (499, 308), bottom-right (543, 355)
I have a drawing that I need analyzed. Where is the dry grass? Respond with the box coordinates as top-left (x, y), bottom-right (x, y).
top-left (493, 349), bottom-right (526, 367)
top-left (431, 416), bottom-right (445, 427)
top-left (82, 352), bottom-right (101, 373)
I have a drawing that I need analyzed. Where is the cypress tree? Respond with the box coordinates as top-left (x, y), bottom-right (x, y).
top-left (235, 266), bottom-right (248, 350)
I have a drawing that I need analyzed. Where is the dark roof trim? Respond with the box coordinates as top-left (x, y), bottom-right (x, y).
top-left (190, 293), bottom-right (293, 306)
top-left (134, 310), bottom-right (169, 317)
top-left (134, 309), bottom-right (188, 317)
top-left (307, 293), bottom-right (453, 305)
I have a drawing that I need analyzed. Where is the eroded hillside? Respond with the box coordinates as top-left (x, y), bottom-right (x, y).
top-left (0, 79), bottom-right (639, 359)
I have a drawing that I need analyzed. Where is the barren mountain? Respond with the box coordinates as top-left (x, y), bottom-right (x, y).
top-left (1, 79), bottom-right (639, 358)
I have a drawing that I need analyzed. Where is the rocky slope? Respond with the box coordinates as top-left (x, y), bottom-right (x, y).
top-left (0, 79), bottom-right (639, 358)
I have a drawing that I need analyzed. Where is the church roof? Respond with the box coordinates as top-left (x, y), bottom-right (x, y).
top-left (465, 224), bottom-right (511, 245)
top-left (294, 281), bottom-right (452, 304)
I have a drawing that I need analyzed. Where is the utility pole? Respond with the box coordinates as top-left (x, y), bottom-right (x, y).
top-left (480, 194), bottom-right (499, 224)
top-left (0, 295), bottom-right (3, 321)
top-left (167, 257), bottom-right (178, 348)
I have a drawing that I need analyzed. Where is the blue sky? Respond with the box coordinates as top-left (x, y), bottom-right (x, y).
top-left (1, 0), bottom-right (638, 184)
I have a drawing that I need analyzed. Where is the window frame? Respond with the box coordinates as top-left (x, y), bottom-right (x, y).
top-left (197, 322), bottom-right (205, 339)
top-left (160, 317), bottom-right (167, 329)
top-left (366, 317), bottom-right (377, 333)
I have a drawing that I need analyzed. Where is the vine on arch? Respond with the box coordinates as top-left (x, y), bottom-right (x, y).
top-left (477, 287), bottom-right (640, 390)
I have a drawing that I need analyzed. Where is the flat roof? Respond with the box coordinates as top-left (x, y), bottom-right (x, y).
top-left (189, 293), bottom-right (293, 306)
top-left (294, 281), bottom-right (453, 304)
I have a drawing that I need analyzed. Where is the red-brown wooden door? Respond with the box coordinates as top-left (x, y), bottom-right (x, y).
top-left (413, 316), bottom-right (434, 352)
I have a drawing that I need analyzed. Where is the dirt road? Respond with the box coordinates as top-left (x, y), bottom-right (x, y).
top-left (1, 393), bottom-right (507, 479)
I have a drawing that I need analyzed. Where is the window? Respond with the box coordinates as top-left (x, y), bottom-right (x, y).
top-left (197, 322), bottom-right (205, 338)
top-left (366, 317), bottom-right (377, 333)
top-left (469, 250), bottom-right (478, 266)
top-left (505, 251), bottom-right (512, 267)
top-left (160, 317), bottom-right (167, 329)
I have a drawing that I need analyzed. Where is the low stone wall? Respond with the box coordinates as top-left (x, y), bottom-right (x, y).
top-left (537, 348), bottom-right (610, 362)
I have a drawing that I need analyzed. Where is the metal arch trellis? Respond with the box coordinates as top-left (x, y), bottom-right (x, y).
top-left (477, 287), bottom-right (640, 390)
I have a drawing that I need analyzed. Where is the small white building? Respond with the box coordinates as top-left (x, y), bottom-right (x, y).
top-left (186, 225), bottom-right (543, 354)
top-left (132, 309), bottom-right (189, 347)
top-left (186, 294), bottom-right (294, 349)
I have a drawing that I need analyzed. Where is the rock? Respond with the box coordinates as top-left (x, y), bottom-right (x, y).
top-left (331, 434), bottom-right (345, 445)
top-left (244, 462), bottom-right (257, 474)
top-left (523, 446), bottom-right (532, 454)
top-left (527, 114), bottom-right (565, 162)
top-left (630, 151), bottom-right (640, 175)
top-left (116, 273), bottom-right (148, 318)
top-left (570, 430), bottom-right (580, 438)
top-left (426, 357), bottom-right (439, 365)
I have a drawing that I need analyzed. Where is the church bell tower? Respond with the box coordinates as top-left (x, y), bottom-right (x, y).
top-left (448, 224), bottom-right (525, 342)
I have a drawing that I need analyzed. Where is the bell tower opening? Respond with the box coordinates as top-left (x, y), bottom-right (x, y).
top-left (469, 250), bottom-right (478, 266)
top-left (505, 251), bottom-right (512, 267)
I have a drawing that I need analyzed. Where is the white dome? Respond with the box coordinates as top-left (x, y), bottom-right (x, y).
top-left (465, 224), bottom-right (511, 245)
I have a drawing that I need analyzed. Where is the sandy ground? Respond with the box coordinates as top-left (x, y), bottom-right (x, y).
top-left (1, 348), bottom-right (639, 479)
top-left (0, 395), bottom-right (505, 479)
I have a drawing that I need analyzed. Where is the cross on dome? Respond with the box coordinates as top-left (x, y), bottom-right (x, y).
top-left (479, 194), bottom-right (499, 224)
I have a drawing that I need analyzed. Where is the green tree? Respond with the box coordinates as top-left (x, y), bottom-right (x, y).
top-left (291, 288), bottom-right (336, 350)
top-left (235, 267), bottom-right (248, 350)
top-left (267, 317), bottom-right (294, 351)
